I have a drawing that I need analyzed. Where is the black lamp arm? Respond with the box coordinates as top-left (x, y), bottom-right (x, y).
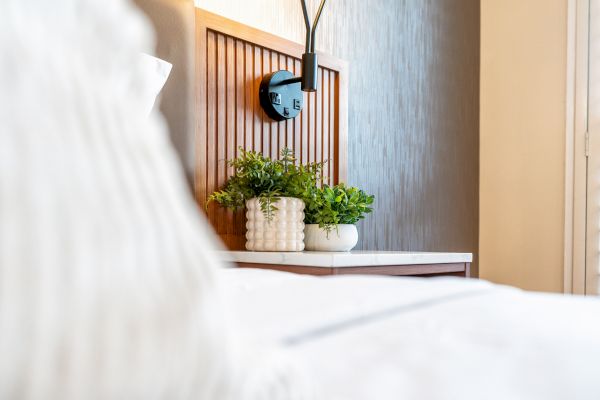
top-left (258, 0), bottom-right (328, 121)
top-left (300, 0), bottom-right (312, 53)
top-left (298, 0), bottom-right (327, 92)
top-left (310, 0), bottom-right (327, 53)
top-left (279, 76), bottom-right (303, 86)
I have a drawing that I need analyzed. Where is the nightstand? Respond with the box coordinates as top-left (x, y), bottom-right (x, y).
top-left (221, 251), bottom-right (472, 277)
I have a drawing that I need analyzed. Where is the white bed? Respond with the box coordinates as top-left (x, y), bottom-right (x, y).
top-left (4, 0), bottom-right (600, 399)
top-left (222, 267), bottom-right (600, 400)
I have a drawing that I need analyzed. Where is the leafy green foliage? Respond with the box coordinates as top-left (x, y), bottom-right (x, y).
top-left (207, 148), bottom-right (323, 221)
top-left (304, 184), bottom-right (375, 232)
top-left (207, 148), bottom-right (375, 230)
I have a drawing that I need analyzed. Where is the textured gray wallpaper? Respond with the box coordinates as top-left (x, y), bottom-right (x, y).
top-left (323, 1), bottom-right (479, 275)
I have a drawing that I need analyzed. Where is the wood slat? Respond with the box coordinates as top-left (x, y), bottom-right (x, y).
top-left (329, 69), bottom-right (335, 182)
top-left (235, 40), bottom-right (245, 154)
top-left (308, 90), bottom-right (315, 163)
top-left (216, 33), bottom-right (226, 234)
top-left (270, 50), bottom-right (279, 159)
top-left (322, 69), bottom-right (329, 185)
top-left (205, 30), bottom-right (217, 224)
top-left (234, 40), bottom-right (245, 239)
top-left (285, 56), bottom-right (294, 151)
top-left (301, 72), bottom-right (309, 165)
top-left (195, 9), bottom-right (348, 249)
top-left (294, 58), bottom-right (302, 163)
top-left (225, 36), bottom-right (235, 235)
top-left (315, 68), bottom-right (322, 169)
top-left (244, 42), bottom-right (254, 151)
top-left (253, 45), bottom-right (262, 153)
top-left (262, 48), bottom-right (271, 157)
top-left (195, 19), bottom-right (208, 209)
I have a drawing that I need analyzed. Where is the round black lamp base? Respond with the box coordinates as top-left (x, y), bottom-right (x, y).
top-left (259, 70), bottom-right (303, 121)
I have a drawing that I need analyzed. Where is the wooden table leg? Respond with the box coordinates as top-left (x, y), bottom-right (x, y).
top-left (464, 262), bottom-right (471, 278)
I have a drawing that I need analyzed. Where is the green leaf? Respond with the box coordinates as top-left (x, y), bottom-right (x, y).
top-left (303, 183), bottom-right (375, 231)
top-left (207, 147), bottom-right (326, 220)
top-left (207, 147), bottom-right (374, 227)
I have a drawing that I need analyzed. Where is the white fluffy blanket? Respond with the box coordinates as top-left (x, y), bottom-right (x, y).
top-left (0, 1), bottom-right (309, 399)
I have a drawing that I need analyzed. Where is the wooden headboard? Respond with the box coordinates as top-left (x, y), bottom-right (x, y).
top-left (194, 9), bottom-right (348, 250)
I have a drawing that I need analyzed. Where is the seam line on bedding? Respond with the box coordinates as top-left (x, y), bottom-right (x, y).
top-left (282, 289), bottom-right (491, 347)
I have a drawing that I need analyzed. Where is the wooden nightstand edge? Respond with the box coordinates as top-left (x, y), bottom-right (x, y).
top-left (236, 263), bottom-right (335, 276)
top-left (235, 262), bottom-right (470, 277)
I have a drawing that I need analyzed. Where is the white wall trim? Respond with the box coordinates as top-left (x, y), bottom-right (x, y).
top-left (565, 0), bottom-right (589, 295)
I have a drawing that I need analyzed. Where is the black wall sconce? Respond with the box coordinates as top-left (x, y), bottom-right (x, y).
top-left (259, 0), bottom-right (327, 121)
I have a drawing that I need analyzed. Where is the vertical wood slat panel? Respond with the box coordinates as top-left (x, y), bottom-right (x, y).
top-left (197, 19), bottom-right (346, 249)
top-left (271, 51), bottom-right (281, 159)
top-left (315, 68), bottom-right (322, 173)
top-left (286, 57), bottom-right (294, 152)
top-left (236, 40), bottom-right (245, 155)
top-left (333, 71), bottom-right (341, 184)
top-left (301, 70), bottom-right (309, 165)
top-left (216, 34), bottom-right (226, 235)
top-left (329, 69), bottom-right (335, 182)
top-left (225, 36), bottom-right (235, 236)
top-left (206, 30), bottom-right (217, 228)
top-left (244, 43), bottom-right (254, 151)
top-left (322, 69), bottom-right (329, 186)
top-left (195, 21), bottom-right (208, 210)
top-left (308, 89), bottom-right (315, 163)
top-left (235, 40), bottom-right (246, 245)
top-left (262, 49), bottom-right (271, 157)
top-left (294, 58), bottom-right (302, 164)
top-left (253, 45), bottom-right (262, 153)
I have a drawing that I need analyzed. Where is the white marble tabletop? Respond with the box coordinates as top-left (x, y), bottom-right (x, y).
top-left (219, 251), bottom-right (473, 268)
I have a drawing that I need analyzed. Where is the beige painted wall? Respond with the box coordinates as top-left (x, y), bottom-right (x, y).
top-left (480, 0), bottom-right (567, 292)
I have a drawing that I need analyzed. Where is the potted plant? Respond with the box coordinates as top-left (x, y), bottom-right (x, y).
top-left (303, 184), bottom-right (374, 251)
top-left (207, 148), bottom-right (322, 252)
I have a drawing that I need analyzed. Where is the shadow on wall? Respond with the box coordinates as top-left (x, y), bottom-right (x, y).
top-left (134, 0), bottom-right (196, 187)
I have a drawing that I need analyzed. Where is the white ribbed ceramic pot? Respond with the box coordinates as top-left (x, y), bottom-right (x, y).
top-left (304, 224), bottom-right (358, 252)
top-left (245, 197), bottom-right (305, 252)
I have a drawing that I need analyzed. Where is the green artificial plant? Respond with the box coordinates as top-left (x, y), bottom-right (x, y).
top-left (303, 183), bottom-right (375, 233)
top-left (207, 147), bottom-right (323, 220)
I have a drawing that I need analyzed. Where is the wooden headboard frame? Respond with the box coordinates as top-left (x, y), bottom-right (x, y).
top-left (195, 9), bottom-right (348, 249)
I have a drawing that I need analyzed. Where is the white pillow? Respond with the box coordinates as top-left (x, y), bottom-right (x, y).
top-left (139, 53), bottom-right (172, 116)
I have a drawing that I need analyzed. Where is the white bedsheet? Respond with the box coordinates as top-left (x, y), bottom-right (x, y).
top-left (221, 268), bottom-right (600, 400)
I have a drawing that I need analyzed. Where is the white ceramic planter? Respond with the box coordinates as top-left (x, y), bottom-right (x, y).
top-left (304, 224), bottom-right (358, 252)
top-left (245, 197), bottom-right (305, 252)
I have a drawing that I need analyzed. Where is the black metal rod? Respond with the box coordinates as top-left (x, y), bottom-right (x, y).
top-left (300, 0), bottom-right (311, 53)
top-left (310, 0), bottom-right (327, 52)
top-left (278, 76), bottom-right (302, 86)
